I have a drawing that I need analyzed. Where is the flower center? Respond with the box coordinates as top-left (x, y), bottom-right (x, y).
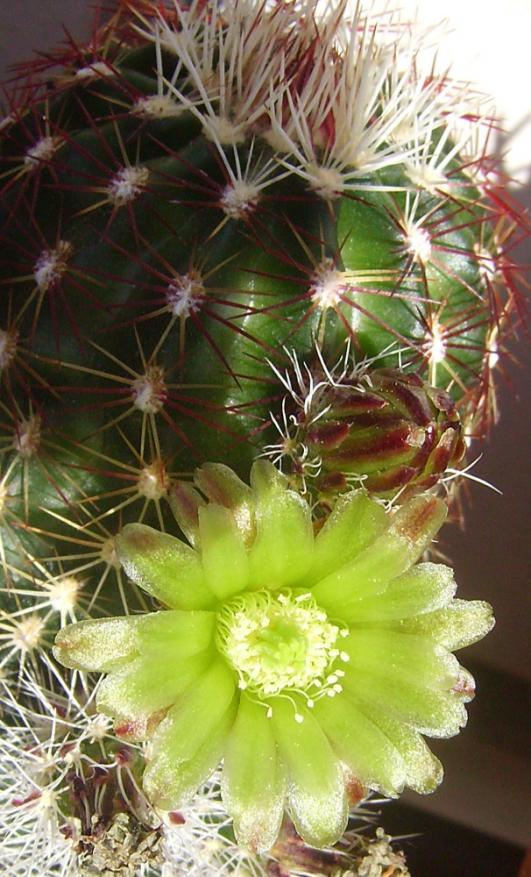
top-left (216, 590), bottom-right (348, 709)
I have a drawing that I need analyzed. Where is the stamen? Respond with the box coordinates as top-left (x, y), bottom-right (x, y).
top-left (216, 589), bottom-right (346, 706)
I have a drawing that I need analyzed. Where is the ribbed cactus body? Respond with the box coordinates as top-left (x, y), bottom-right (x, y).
top-left (0, 11), bottom-right (514, 569)
top-left (0, 3), bottom-right (523, 872)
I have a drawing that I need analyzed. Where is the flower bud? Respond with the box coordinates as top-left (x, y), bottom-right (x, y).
top-left (302, 369), bottom-right (466, 498)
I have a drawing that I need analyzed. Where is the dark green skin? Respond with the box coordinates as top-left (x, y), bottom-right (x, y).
top-left (0, 43), bottom-right (491, 611)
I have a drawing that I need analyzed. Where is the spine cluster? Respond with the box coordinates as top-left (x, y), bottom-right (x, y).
top-left (0, 1), bottom-right (526, 874)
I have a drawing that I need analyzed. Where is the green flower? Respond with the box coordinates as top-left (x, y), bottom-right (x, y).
top-left (54, 461), bottom-right (493, 853)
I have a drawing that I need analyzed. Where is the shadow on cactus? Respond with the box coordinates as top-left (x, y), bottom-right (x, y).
top-left (0, 0), bottom-right (526, 873)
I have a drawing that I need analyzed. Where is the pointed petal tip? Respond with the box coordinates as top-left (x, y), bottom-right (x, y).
top-left (414, 756), bottom-right (444, 795)
top-left (232, 813), bottom-right (284, 855)
top-left (52, 628), bottom-right (77, 669)
top-left (115, 523), bottom-right (164, 565)
top-left (391, 493), bottom-right (448, 545)
top-left (54, 617), bottom-right (136, 672)
top-left (288, 792), bottom-right (349, 849)
top-left (250, 458), bottom-right (286, 493)
top-left (168, 481), bottom-right (205, 547)
top-left (194, 462), bottom-right (251, 506)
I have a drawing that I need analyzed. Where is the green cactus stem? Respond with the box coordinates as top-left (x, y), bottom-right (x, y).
top-left (0, 1), bottom-right (524, 872)
top-left (0, 0), bottom-right (524, 631)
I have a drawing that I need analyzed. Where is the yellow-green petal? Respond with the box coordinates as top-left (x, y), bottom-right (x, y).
top-left (393, 599), bottom-right (495, 650)
top-left (222, 695), bottom-right (285, 853)
top-left (341, 665), bottom-right (467, 737)
top-left (390, 494), bottom-right (447, 548)
top-left (311, 532), bottom-right (413, 617)
top-left (347, 563), bottom-right (456, 623)
top-left (168, 481), bottom-right (205, 549)
top-left (199, 504), bottom-right (249, 599)
top-left (342, 630), bottom-right (460, 691)
top-left (143, 660), bottom-right (237, 808)
top-left (271, 699), bottom-right (348, 848)
top-left (194, 463), bottom-right (255, 545)
top-left (314, 692), bottom-right (406, 796)
top-left (96, 651), bottom-right (213, 724)
top-left (53, 616), bottom-right (143, 672)
top-left (153, 708), bottom-right (236, 810)
top-left (134, 610), bottom-right (216, 659)
top-left (248, 461), bottom-right (314, 588)
top-left (351, 697), bottom-right (443, 794)
top-left (116, 523), bottom-right (215, 609)
top-left (305, 491), bottom-right (387, 586)
top-left (53, 610), bottom-right (215, 672)
top-left (312, 495), bottom-right (447, 620)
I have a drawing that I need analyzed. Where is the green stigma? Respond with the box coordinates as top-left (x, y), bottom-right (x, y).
top-left (215, 589), bottom-right (349, 710)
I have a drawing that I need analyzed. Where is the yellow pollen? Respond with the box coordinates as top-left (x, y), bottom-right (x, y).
top-left (216, 589), bottom-right (346, 703)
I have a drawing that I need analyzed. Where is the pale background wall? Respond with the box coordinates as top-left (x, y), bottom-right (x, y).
top-left (1, 0), bottom-right (529, 849)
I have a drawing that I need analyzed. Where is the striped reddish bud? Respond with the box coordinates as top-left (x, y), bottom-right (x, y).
top-left (303, 369), bottom-right (466, 498)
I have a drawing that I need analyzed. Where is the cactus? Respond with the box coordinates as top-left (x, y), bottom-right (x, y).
top-left (0, 1), bottom-right (526, 875)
